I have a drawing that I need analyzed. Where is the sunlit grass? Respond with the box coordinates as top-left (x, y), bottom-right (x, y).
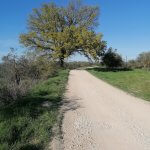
top-left (88, 68), bottom-right (150, 101)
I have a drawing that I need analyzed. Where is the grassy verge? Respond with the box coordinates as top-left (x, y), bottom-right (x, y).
top-left (87, 68), bottom-right (150, 101)
top-left (0, 69), bottom-right (69, 150)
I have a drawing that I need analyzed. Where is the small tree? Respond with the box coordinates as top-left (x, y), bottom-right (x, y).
top-left (102, 47), bottom-right (123, 68)
top-left (20, 0), bottom-right (106, 67)
top-left (137, 52), bottom-right (150, 69)
top-left (127, 59), bottom-right (137, 68)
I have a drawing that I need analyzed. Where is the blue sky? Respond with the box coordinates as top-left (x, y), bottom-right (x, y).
top-left (0, 0), bottom-right (150, 61)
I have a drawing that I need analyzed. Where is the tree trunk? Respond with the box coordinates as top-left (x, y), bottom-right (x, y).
top-left (60, 57), bottom-right (64, 68)
top-left (60, 49), bottom-right (65, 68)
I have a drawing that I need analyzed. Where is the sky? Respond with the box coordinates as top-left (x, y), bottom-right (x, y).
top-left (0, 0), bottom-right (150, 61)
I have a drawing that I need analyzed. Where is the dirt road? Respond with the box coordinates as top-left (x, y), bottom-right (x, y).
top-left (62, 70), bottom-right (150, 150)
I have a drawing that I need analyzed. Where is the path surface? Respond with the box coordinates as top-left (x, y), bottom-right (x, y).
top-left (62, 70), bottom-right (150, 150)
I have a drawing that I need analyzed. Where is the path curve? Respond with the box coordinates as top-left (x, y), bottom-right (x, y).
top-left (62, 70), bottom-right (150, 150)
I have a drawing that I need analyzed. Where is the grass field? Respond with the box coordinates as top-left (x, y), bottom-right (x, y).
top-left (0, 69), bottom-right (69, 150)
top-left (88, 68), bottom-right (150, 101)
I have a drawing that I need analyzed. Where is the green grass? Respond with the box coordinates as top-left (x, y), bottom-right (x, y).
top-left (88, 68), bottom-right (150, 101)
top-left (0, 69), bottom-right (69, 150)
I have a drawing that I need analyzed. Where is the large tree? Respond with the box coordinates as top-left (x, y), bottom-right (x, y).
top-left (20, 0), bottom-right (106, 67)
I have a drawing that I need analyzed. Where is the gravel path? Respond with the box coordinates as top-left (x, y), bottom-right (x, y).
top-left (62, 70), bottom-right (150, 150)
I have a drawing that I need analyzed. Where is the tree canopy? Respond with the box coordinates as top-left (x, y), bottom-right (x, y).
top-left (20, 0), bottom-right (106, 67)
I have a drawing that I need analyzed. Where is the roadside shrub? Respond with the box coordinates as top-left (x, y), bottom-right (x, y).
top-left (101, 47), bottom-right (123, 68)
top-left (0, 54), bottom-right (35, 105)
top-left (0, 50), bottom-right (59, 105)
top-left (0, 79), bottom-right (35, 105)
top-left (34, 57), bottom-right (59, 79)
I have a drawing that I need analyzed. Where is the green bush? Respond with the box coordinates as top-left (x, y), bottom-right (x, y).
top-left (102, 47), bottom-right (123, 68)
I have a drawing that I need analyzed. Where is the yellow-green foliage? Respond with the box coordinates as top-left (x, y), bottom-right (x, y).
top-left (20, 1), bottom-right (106, 66)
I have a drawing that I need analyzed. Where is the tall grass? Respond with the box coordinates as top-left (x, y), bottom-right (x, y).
top-left (0, 69), bottom-right (69, 150)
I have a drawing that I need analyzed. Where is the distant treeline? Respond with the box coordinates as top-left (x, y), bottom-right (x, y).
top-left (128, 51), bottom-right (150, 70)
